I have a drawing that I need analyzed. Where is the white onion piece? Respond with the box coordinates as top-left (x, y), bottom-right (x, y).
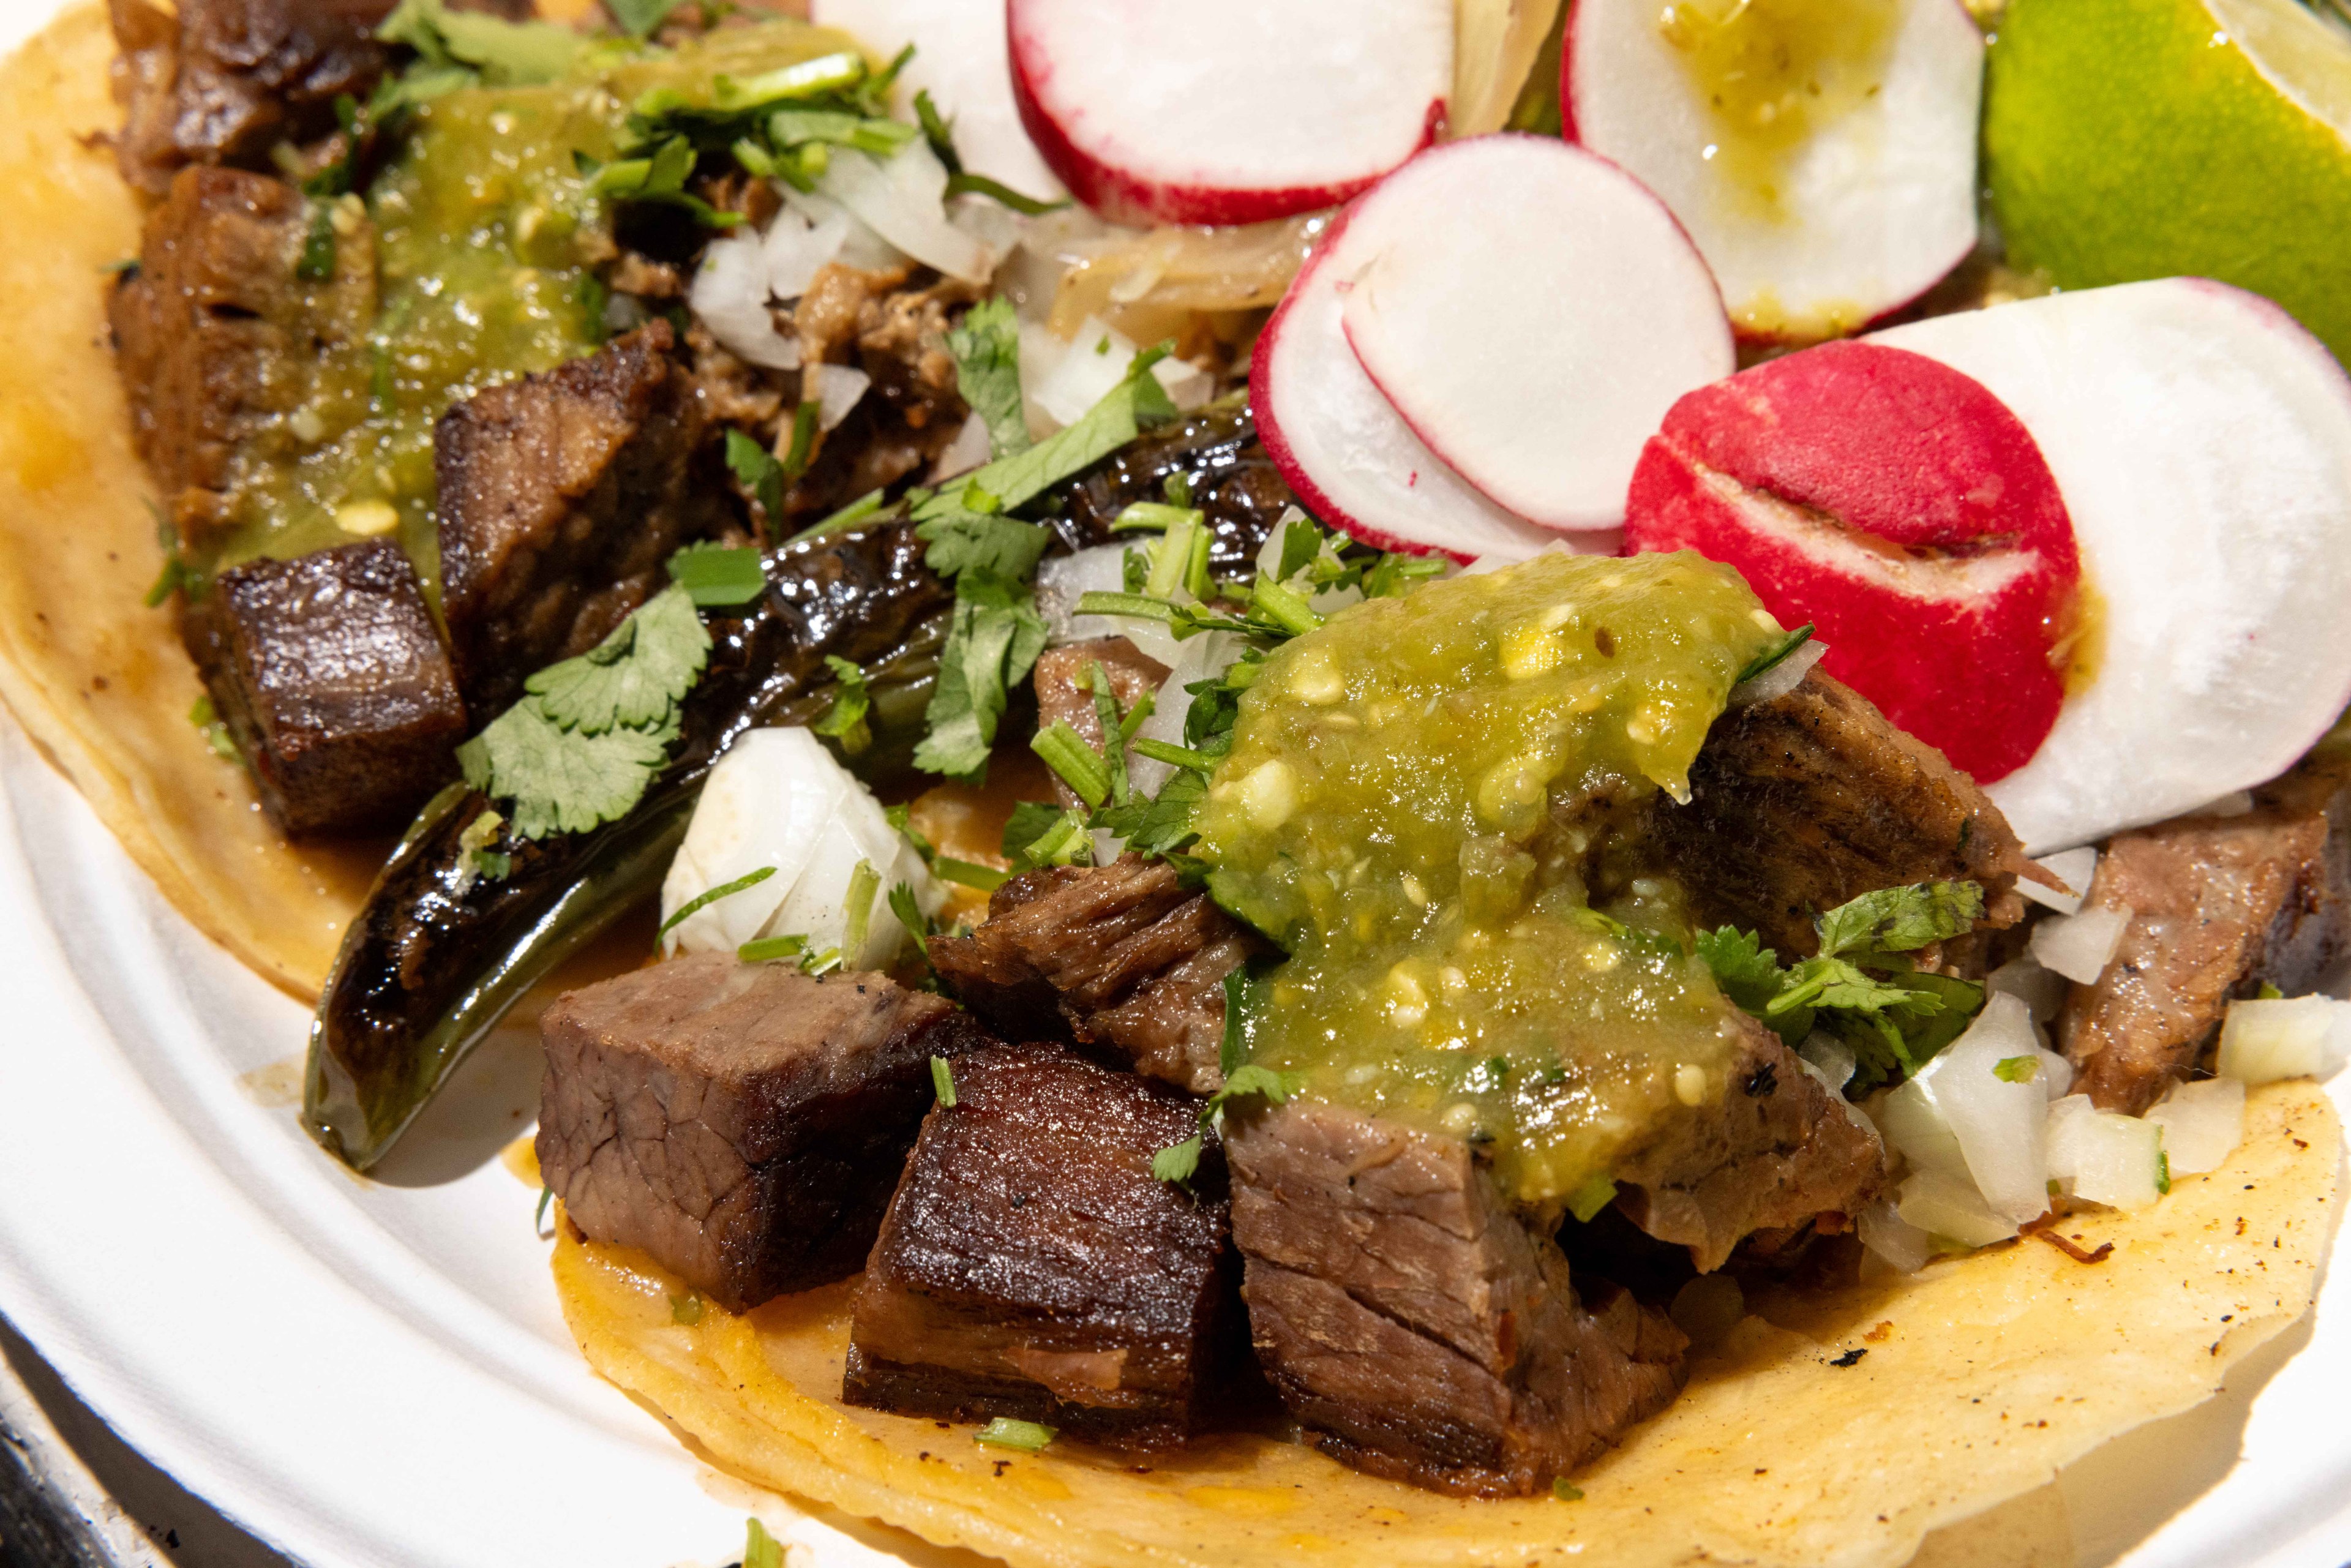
top-left (1987, 955), bottom-right (2069, 1024)
top-left (1253, 505), bottom-right (1366, 617)
top-left (661, 728), bottom-right (938, 966)
top-left (2045, 1094), bottom-right (2164, 1211)
top-left (762, 204), bottom-right (850, 300)
top-left (1796, 1033), bottom-right (1856, 1095)
top-left (809, 362), bottom-right (871, 430)
top-left (2028, 904), bottom-right (2134, 985)
top-left (1127, 631), bottom-right (1244, 798)
top-left (1027, 315), bottom-right (1214, 429)
top-left (2018, 846), bottom-right (2098, 917)
top-left (1857, 1196), bottom-right (1935, 1273)
top-left (929, 410), bottom-right (992, 481)
top-left (818, 141), bottom-right (999, 283)
top-left (1727, 637), bottom-right (1829, 708)
top-left (1896, 1168), bottom-right (2018, 1248)
top-left (1892, 994), bottom-right (2052, 1223)
top-left (2147, 1078), bottom-right (2246, 1176)
top-left (1035, 543), bottom-right (1140, 646)
top-left (778, 184), bottom-right (909, 272)
top-left (2217, 994), bottom-right (2351, 1085)
top-left (689, 231), bottom-right (801, 370)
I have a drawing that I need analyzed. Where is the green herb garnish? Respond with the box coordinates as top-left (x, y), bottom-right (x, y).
top-left (667, 541), bottom-right (767, 607)
top-left (931, 1053), bottom-right (957, 1108)
top-left (658, 865), bottom-right (775, 939)
top-left (973, 1417), bottom-right (1055, 1452)
top-left (945, 297), bottom-right (1029, 460)
top-left (810, 654), bottom-right (872, 755)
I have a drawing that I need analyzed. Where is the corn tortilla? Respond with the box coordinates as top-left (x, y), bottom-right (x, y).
top-left (554, 1082), bottom-right (2338, 1568)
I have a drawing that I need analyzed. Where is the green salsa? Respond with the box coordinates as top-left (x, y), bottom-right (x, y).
top-left (198, 21), bottom-right (851, 594)
top-left (1195, 550), bottom-right (1787, 1209)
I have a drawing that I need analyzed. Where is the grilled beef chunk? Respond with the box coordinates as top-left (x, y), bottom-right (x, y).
top-left (1054, 400), bottom-right (1298, 574)
top-left (844, 1043), bottom-right (1239, 1448)
top-left (1031, 637), bottom-right (1169, 809)
top-left (2060, 761), bottom-right (2351, 1113)
top-left (780, 265), bottom-right (977, 520)
top-left (929, 857), bottom-right (1264, 1097)
top-left (108, 0), bottom-right (395, 195)
top-left (435, 320), bottom-right (725, 717)
top-left (181, 538), bottom-right (464, 834)
top-left (1647, 672), bottom-right (2034, 959)
top-left (1610, 1017), bottom-right (1886, 1271)
top-left (1224, 1100), bottom-right (1687, 1496)
top-left (110, 165), bottom-right (376, 535)
top-left (537, 953), bottom-right (989, 1313)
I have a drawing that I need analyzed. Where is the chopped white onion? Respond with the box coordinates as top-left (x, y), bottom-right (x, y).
top-left (1882, 994), bottom-right (2053, 1224)
top-left (1035, 543), bottom-right (1142, 646)
top-left (808, 362), bottom-right (871, 431)
top-left (777, 184), bottom-right (907, 272)
top-left (1127, 631), bottom-right (1245, 797)
top-left (2018, 846), bottom-right (2098, 916)
top-left (1090, 827), bottom-right (1127, 868)
top-left (1026, 314), bottom-right (1216, 429)
top-left (2045, 1093), bottom-right (2164, 1211)
top-left (1727, 637), bottom-right (1829, 708)
top-left (2028, 903), bottom-right (2134, 985)
top-left (762, 204), bottom-right (850, 299)
top-left (1796, 1032), bottom-right (1856, 1095)
top-left (1895, 1168), bottom-right (2019, 1248)
top-left (661, 727), bottom-right (939, 967)
top-left (2216, 994), bottom-right (2351, 1085)
top-left (2147, 1078), bottom-right (2245, 1176)
top-left (1856, 1196), bottom-right (1935, 1273)
top-left (817, 140), bottom-right (999, 283)
top-left (689, 231), bottom-right (801, 370)
top-left (929, 410), bottom-right (992, 482)
top-left (1987, 954), bottom-right (2069, 1023)
top-left (1253, 505), bottom-right (1365, 616)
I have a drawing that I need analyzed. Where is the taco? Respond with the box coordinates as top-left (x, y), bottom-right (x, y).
top-left (1, 0), bottom-right (2347, 1561)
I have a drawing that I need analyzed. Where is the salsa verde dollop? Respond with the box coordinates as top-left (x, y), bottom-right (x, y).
top-left (1195, 549), bottom-right (1787, 1209)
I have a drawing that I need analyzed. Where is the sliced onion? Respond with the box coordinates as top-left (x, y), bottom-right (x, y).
top-left (2147, 1078), bottom-right (2245, 1176)
top-left (689, 231), bottom-right (801, 370)
top-left (1879, 993), bottom-right (2050, 1223)
top-left (2216, 994), bottom-right (2351, 1085)
top-left (1127, 631), bottom-right (1245, 797)
top-left (2028, 903), bottom-right (2134, 985)
top-left (1034, 543), bottom-right (1138, 646)
top-left (661, 727), bottom-right (938, 967)
top-left (1987, 954), bottom-right (2069, 1023)
top-left (1856, 1196), bottom-right (1935, 1273)
top-left (762, 204), bottom-right (850, 300)
top-left (818, 140), bottom-right (999, 284)
top-left (2018, 846), bottom-right (2098, 916)
top-left (1727, 637), bottom-right (1829, 708)
top-left (1895, 1168), bottom-right (2018, 1248)
top-left (929, 410), bottom-right (992, 482)
top-left (2045, 1093), bottom-right (2164, 1212)
top-left (1026, 315), bottom-right (1216, 430)
top-left (808, 362), bottom-right (871, 430)
top-left (778, 184), bottom-right (907, 272)
top-left (1796, 1032), bottom-right (1857, 1095)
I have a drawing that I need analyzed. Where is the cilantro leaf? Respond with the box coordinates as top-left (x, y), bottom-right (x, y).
top-left (1000, 800), bottom-right (1069, 865)
top-left (811, 653), bottom-right (872, 754)
top-left (913, 570), bottom-right (1048, 779)
top-left (458, 702), bottom-right (677, 839)
top-left (1693, 926), bottom-right (1785, 1016)
top-left (526, 584), bottom-right (709, 732)
top-left (377, 0), bottom-right (585, 83)
top-left (604, 0), bottom-right (680, 38)
top-left (914, 512), bottom-right (1050, 580)
top-left (667, 541), bottom-right (767, 607)
top-left (1153, 1062), bottom-right (1302, 1186)
top-left (913, 345), bottom-right (1178, 522)
top-left (1815, 880), bottom-right (1985, 958)
top-left (945, 298), bottom-right (1030, 459)
top-left (724, 429), bottom-right (784, 520)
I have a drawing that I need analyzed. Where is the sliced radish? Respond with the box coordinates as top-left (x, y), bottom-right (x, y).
top-left (1565, 0), bottom-right (1982, 342)
top-left (810, 0), bottom-right (1067, 204)
top-left (1335, 136), bottom-right (1733, 531)
top-left (1623, 339), bottom-right (2080, 782)
top-left (1007, 0), bottom-right (1452, 227)
top-left (1251, 190), bottom-right (1557, 561)
top-left (1871, 280), bottom-right (2351, 853)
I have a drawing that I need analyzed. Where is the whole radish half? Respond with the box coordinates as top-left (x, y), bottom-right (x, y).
top-left (1334, 137), bottom-right (1734, 531)
top-left (812, 0), bottom-right (1065, 203)
top-left (1876, 280), bottom-right (2351, 853)
top-left (1565, 0), bottom-right (1982, 342)
top-left (1623, 340), bottom-right (2080, 784)
top-left (1252, 191), bottom-right (1558, 561)
top-left (1007, 0), bottom-right (1453, 227)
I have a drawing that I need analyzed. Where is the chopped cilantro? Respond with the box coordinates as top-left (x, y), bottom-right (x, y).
top-left (1553, 1480), bottom-right (1585, 1502)
top-left (724, 429), bottom-right (784, 521)
top-left (605, 0), bottom-right (681, 37)
top-left (841, 858), bottom-right (880, 959)
top-left (779, 399), bottom-right (820, 479)
top-left (669, 1292), bottom-right (703, 1324)
top-left (658, 864), bottom-right (775, 939)
top-left (1734, 622), bottom-right (1816, 686)
top-left (667, 541), bottom-right (767, 607)
top-left (1566, 1173), bottom-right (1618, 1223)
top-left (376, 0), bottom-right (587, 87)
top-left (973, 1417), bottom-right (1054, 1452)
top-left (1154, 1062), bottom-right (1302, 1186)
top-left (187, 696), bottom-right (239, 764)
top-left (945, 298), bottom-right (1030, 459)
top-left (786, 486), bottom-right (887, 545)
top-left (889, 882), bottom-right (932, 960)
top-left (527, 586), bottom-right (709, 732)
top-left (945, 170), bottom-right (1070, 214)
top-left (931, 1053), bottom-right (957, 1108)
top-left (738, 934), bottom-right (808, 963)
top-left (1993, 1054), bottom-right (2040, 1084)
top-left (742, 1518), bottom-right (784, 1568)
top-left (913, 569), bottom-right (1049, 779)
top-left (1815, 880), bottom-right (1985, 958)
top-left (811, 654), bottom-right (872, 754)
top-left (534, 1184), bottom-right (552, 1231)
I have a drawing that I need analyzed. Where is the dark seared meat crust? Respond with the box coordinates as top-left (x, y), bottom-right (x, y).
top-left (2060, 759), bottom-right (2351, 1114)
top-left (1649, 671), bottom-right (2033, 959)
top-left (843, 1043), bottom-right (1239, 1449)
top-left (929, 856), bottom-right (1265, 1097)
top-left (1225, 1100), bottom-right (1686, 1496)
top-left (109, 165), bottom-right (376, 535)
top-left (435, 320), bottom-right (727, 718)
top-left (181, 538), bottom-right (464, 834)
top-left (1610, 1016), bottom-right (1886, 1271)
top-left (536, 953), bottom-right (989, 1313)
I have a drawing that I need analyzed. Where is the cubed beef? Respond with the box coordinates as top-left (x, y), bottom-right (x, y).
top-left (435, 320), bottom-right (726, 718)
top-left (842, 1043), bottom-right (1238, 1449)
top-left (1608, 1016), bottom-right (1887, 1270)
top-left (1646, 670), bottom-right (2035, 959)
top-left (1031, 637), bottom-right (1169, 809)
top-left (779, 266), bottom-right (977, 520)
top-left (109, 165), bottom-right (375, 536)
top-left (928, 856), bottom-right (1264, 1096)
top-left (2060, 760), bottom-right (2351, 1113)
top-left (536, 953), bottom-right (989, 1313)
top-left (1224, 1099), bottom-right (1687, 1496)
top-left (109, 0), bottom-right (396, 195)
top-left (181, 538), bottom-right (464, 835)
